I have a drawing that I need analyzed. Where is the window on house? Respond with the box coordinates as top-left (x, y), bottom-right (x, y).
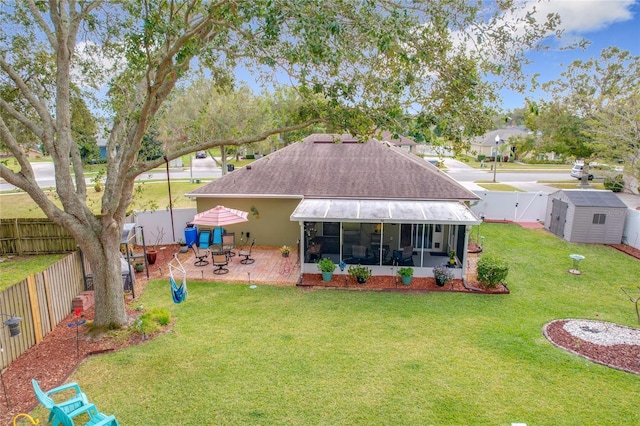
top-left (592, 213), bottom-right (606, 225)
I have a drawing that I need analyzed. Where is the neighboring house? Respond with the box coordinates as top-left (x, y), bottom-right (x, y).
top-left (469, 127), bottom-right (529, 160)
top-left (187, 134), bottom-right (481, 279)
top-left (545, 190), bottom-right (627, 244)
top-left (376, 130), bottom-right (417, 152)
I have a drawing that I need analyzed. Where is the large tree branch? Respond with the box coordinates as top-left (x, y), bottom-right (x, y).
top-left (27, 0), bottom-right (57, 48)
top-left (130, 117), bottom-right (327, 177)
top-left (0, 57), bottom-right (55, 138)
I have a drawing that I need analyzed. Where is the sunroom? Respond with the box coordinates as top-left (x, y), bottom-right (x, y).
top-left (292, 198), bottom-right (481, 279)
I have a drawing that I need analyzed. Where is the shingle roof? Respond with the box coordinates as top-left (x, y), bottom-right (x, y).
top-left (471, 128), bottom-right (529, 147)
top-left (561, 190), bottom-right (628, 208)
top-left (188, 134), bottom-right (478, 201)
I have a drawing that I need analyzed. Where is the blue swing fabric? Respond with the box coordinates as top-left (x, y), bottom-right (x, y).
top-left (169, 256), bottom-right (187, 304)
top-left (170, 276), bottom-right (187, 303)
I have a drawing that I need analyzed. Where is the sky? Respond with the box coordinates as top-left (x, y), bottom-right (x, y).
top-left (500, 0), bottom-right (640, 110)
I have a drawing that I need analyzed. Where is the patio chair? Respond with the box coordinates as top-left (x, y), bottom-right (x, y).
top-left (32, 379), bottom-right (89, 426)
top-left (51, 403), bottom-right (120, 426)
top-left (212, 227), bottom-right (223, 245)
top-left (198, 230), bottom-right (211, 249)
top-left (212, 252), bottom-right (229, 274)
top-left (352, 245), bottom-right (367, 262)
top-left (392, 245), bottom-right (414, 266)
top-left (222, 232), bottom-right (236, 257)
top-left (191, 243), bottom-right (210, 266)
top-left (238, 238), bottom-right (256, 264)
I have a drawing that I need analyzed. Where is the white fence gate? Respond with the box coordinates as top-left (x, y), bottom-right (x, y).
top-left (470, 191), bottom-right (548, 223)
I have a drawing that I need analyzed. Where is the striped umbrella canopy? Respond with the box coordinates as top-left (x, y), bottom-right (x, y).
top-left (191, 205), bottom-right (249, 227)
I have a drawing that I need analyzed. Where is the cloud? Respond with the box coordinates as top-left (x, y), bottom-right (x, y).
top-left (529, 0), bottom-right (636, 34)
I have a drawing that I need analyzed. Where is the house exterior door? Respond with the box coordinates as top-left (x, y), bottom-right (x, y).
top-left (549, 199), bottom-right (568, 237)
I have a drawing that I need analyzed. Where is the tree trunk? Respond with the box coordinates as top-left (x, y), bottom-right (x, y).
top-left (78, 221), bottom-right (128, 328)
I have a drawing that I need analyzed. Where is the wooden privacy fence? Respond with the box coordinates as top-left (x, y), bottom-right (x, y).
top-left (1, 218), bottom-right (77, 255)
top-left (0, 252), bottom-right (84, 369)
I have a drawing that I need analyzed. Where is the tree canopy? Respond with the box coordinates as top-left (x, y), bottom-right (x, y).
top-left (0, 0), bottom-right (562, 327)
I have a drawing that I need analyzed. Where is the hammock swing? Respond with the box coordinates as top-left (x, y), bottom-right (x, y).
top-left (169, 254), bottom-right (187, 303)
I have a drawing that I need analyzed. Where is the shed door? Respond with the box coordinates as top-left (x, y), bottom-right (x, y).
top-left (549, 199), bottom-right (568, 237)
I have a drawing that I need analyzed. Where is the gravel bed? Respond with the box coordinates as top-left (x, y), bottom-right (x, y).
top-left (563, 319), bottom-right (640, 346)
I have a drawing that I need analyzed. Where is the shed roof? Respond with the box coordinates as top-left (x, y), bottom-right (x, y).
top-left (188, 134), bottom-right (478, 201)
top-left (561, 190), bottom-right (628, 208)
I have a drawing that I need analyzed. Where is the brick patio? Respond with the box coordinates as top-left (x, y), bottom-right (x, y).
top-left (139, 245), bottom-right (301, 286)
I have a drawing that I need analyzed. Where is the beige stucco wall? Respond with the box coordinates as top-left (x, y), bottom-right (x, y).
top-left (195, 197), bottom-right (302, 247)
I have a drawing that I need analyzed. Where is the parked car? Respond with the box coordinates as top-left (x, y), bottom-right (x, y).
top-left (570, 163), bottom-right (593, 180)
top-left (195, 150), bottom-right (206, 159)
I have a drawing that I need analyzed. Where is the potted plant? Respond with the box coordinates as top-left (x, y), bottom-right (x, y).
top-left (348, 264), bottom-right (372, 284)
top-left (433, 263), bottom-right (454, 287)
top-left (134, 262), bottom-right (145, 273)
top-left (146, 227), bottom-right (165, 265)
top-left (317, 257), bottom-right (336, 282)
top-left (280, 245), bottom-right (291, 257)
top-left (178, 238), bottom-right (189, 253)
top-left (397, 267), bottom-right (414, 285)
top-left (448, 250), bottom-right (456, 267)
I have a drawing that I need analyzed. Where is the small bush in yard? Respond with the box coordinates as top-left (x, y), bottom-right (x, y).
top-left (135, 307), bottom-right (171, 337)
top-left (604, 174), bottom-right (624, 192)
top-left (476, 255), bottom-right (509, 288)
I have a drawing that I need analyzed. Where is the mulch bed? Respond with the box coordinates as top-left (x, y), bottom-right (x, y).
top-left (609, 244), bottom-right (640, 260)
top-left (299, 274), bottom-right (509, 294)
top-left (543, 320), bottom-right (640, 375)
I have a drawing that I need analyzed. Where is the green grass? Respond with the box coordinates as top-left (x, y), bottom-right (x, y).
top-left (0, 254), bottom-right (65, 290)
top-left (462, 156), bottom-right (571, 171)
top-left (475, 183), bottom-right (525, 191)
top-left (35, 223), bottom-right (639, 425)
top-left (0, 181), bottom-right (203, 218)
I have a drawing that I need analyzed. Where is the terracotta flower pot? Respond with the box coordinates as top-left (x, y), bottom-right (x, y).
top-left (146, 250), bottom-right (157, 265)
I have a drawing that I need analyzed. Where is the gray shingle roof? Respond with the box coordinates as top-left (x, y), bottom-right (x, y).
top-left (562, 190), bottom-right (628, 208)
top-left (189, 134), bottom-right (478, 201)
top-left (472, 128), bottom-right (529, 147)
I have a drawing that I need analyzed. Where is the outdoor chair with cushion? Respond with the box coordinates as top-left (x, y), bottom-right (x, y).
top-left (32, 378), bottom-right (90, 426)
top-left (392, 245), bottom-right (414, 266)
top-left (212, 227), bottom-right (223, 245)
top-left (222, 233), bottom-right (236, 257)
top-left (212, 252), bottom-right (229, 274)
top-left (352, 245), bottom-right (367, 262)
top-left (198, 230), bottom-right (211, 249)
top-left (191, 243), bottom-right (209, 266)
top-left (51, 403), bottom-right (120, 426)
top-left (239, 238), bottom-right (256, 264)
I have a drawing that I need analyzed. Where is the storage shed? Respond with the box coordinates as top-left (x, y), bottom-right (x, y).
top-left (545, 190), bottom-right (627, 243)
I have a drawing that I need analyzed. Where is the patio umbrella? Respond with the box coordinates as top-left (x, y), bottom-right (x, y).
top-left (191, 205), bottom-right (249, 246)
top-left (191, 205), bottom-right (249, 227)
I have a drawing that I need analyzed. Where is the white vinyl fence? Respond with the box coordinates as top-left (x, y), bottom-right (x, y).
top-left (470, 191), bottom-right (549, 223)
top-left (623, 208), bottom-right (640, 249)
top-left (132, 208), bottom-right (197, 245)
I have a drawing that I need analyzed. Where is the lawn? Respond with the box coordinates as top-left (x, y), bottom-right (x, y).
top-left (0, 255), bottom-right (65, 290)
top-left (0, 181), bottom-right (202, 219)
top-left (48, 223), bottom-right (640, 425)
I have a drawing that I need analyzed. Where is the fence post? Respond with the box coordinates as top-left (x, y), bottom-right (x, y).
top-left (26, 275), bottom-right (43, 343)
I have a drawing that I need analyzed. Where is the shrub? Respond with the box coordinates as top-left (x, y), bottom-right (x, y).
top-left (397, 267), bottom-right (413, 277)
top-left (348, 264), bottom-right (372, 281)
top-left (317, 257), bottom-right (336, 273)
top-left (476, 255), bottom-right (509, 288)
top-left (604, 174), bottom-right (624, 192)
top-left (477, 154), bottom-right (486, 162)
top-left (134, 307), bottom-right (171, 337)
